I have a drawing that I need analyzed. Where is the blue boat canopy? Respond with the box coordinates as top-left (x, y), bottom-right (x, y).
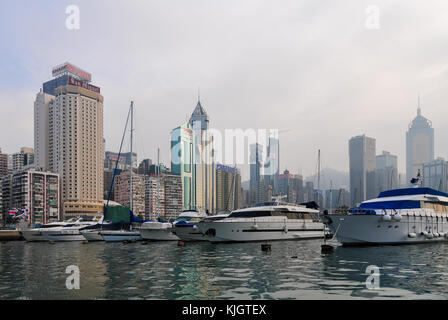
top-left (359, 200), bottom-right (421, 210)
top-left (377, 188), bottom-right (448, 199)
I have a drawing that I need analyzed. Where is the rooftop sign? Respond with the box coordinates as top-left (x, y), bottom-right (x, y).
top-left (52, 62), bottom-right (92, 82)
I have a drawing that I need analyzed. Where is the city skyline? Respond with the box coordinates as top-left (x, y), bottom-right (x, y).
top-left (2, 1), bottom-right (448, 180)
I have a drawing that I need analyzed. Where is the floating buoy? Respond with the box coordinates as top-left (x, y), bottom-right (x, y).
top-left (178, 240), bottom-right (186, 247)
top-left (261, 244), bottom-right (271, 252)
top-left (408, 233), bottom-right (417, 238)
top-left (321, 244), bottom-right (334, 253)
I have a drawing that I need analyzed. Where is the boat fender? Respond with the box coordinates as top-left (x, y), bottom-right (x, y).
top-left (439, 232), bottom-right (445, 238)
top-left (445, 233), bottom-right (448, 239)
top-left (426, 233), bottom-right (434, 239)
top-left (252, 224), bottom-right (258, 230)
top-left (421, 231), bottom-right (428, 236)
top-left (283, 226), bottom-right (288, 233)
top-left (393, 214), bottom-right (402, 221)
top-left (408, 233), bottom-right (417, 238)
top-left (192, 225), bottom-right (198, 230)
top-left (433, 232), bottom-right (439, 238)
top-left (382, 215), bottom-right (392, 221)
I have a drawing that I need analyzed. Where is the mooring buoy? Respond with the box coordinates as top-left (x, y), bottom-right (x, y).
top-left (321, 244), bottom-right (334, 253)
top-left (178, 240), bottom-right (186, 247)
top-left (261, 244), bottom-right (271, 252)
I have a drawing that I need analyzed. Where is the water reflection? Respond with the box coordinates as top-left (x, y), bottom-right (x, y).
top-left (1, 240), bottom-right (448, 299)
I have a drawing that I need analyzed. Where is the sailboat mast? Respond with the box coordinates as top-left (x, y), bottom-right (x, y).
top-left (317, 149), bottom-right (321, 206)
top-left (130, 101), bottom-right (134, 213)
top-left (156, 147), bottom-right (160, 219)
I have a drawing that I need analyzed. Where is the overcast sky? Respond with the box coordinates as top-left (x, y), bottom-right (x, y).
top-left (1, 0), bottom-right (448, 180)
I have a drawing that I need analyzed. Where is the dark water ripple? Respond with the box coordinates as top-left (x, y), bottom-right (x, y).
top-left (1, 240), bottom-right (448, 299)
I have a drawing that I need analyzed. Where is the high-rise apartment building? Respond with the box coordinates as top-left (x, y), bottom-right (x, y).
top-left (0, 149), bottom-right (8, 178)
top-left (215, 164), bottom-right (242, 212)
top-left (2, 169), bottom-right (60, 224)
top-left (11, 147), bottom-right (34, 173)
top-left (406, 105), bottom-right (434, 185)
top-left (145, 173), bottom-right (182, 220)
top-left (349, 135), bottom-right (376, 206)
top-left (114, 170), bottom-right (146, 217)
top-left (34, 62), bottom-right (104, 217)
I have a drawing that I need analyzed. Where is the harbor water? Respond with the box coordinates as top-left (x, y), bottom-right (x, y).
top-left (1, 240), bottom-right (448, 300)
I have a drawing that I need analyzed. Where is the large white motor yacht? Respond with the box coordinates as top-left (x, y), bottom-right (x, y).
top-left (324, 187), bottom-right (448, 246)
top-left (198, 202), bottom-right (324, 243)
top-left (21, 220), bottom-right (75, 242)
top-left (172, 210), bottom-right (210, 242)
top-left (139, 220), bottom-right (180, 241)
top-left (41, 217), bottom-right (101, 242)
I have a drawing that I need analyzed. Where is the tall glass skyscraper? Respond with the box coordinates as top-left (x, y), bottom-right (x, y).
top-left (406, 106), bottom-right (434, 185)
top-left (349, 135), bottom-right (376, 206)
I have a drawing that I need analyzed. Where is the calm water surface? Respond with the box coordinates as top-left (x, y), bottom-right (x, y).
top-left (1, 240), bottom-right (448, 300)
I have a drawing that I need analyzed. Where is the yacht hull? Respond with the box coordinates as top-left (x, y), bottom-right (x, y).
top-left (101, 231), bottom-right (142, 242)
top-left (199, 220), bottom-right (324, 243)
top-left (81, 230), bottom-right (104, 242)
top-left (326, 214), bottom-right (448, 246)
top-left (173, 225), bottom-right (208, 242)
top-left (139, 228), bottom-right (179, 241)
top-left (41, 230), bottom-right (86, 242)
top-left (21, 230), bottom-right (46, 242)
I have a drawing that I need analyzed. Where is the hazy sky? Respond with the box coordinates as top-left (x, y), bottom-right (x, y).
top-left (1, 0), bottom-right (448, 180)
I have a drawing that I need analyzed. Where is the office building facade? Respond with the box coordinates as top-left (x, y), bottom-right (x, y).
top-left (349, 135), bottom-right (376, 206)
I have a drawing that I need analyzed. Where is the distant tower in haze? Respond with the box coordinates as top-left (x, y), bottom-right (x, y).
top-left (349, 135), bottom-right (376, 206)
top-left (406, 98), bottom-right (434, 185)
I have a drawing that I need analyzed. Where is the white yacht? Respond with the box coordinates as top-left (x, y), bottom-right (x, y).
top-left (41, 217), bottom-right (100, 242)
top-left (324, 187), bottom-right (448, 246)
top-left (198, 202), bottom-right (324, 243)
top-left (101, 229), bottom-right (142, 242)
top-left (172, 210), bottom-right (210, 242)
top-left (139, 220), bottom-right (180, 241)
top-left (80, 218), bottom-right (114, 242)
top-left (21, 220), bottom-right (75, 242)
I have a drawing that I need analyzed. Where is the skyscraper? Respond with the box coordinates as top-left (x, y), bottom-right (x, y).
top-left (422, 157), bottom-right (447, 192)
top-left (215, 164), bottom-right (242, 212)
top-left (264, 136), bottom-right (279, 189)
top-left (190, 98), bottom-right (215, 213)
top-left (250, 143), bottom-right (263, 205)
top-left (171, 122), bottom-right (195, 210)
top-left (374, 151), bottom-right (398, 195)
top-left (406, 104), bottom-right (434, 185)
top-left (349, 135), bottom-right (376, 206)
top-left (34, 62), bottom-right (104, 217)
